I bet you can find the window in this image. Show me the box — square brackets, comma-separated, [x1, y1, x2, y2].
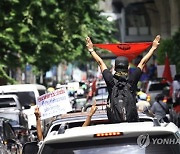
[5, 92, 36, 106]
[41, 134, 179, 154]
[3, 122, 16, 140]
[0, 98, 17, 108]
[149, 83, 169, 91]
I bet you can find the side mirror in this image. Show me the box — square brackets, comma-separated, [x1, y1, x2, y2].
[22, 141, 38, 154]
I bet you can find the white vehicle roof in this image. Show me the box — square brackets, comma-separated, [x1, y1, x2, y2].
[46, 111, 156, 138]
[44, 122, 179, 144]
[0, 84, 46, 93]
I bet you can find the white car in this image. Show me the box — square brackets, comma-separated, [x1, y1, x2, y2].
[0, 94, 30, 144]
[141, 80, 170, 104]
[0, 84, 47, 129]
[23, 121, 180, 154]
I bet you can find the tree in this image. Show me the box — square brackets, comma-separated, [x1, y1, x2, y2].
[157, 29, 180, 73]
[0, 0, 117, 83]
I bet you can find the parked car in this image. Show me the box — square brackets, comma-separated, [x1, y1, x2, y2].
[0, 94, 31, 144]
[22, 120, 180, 154]
[0, 84, 47, 130]
[0, 118, 22, 154]
[141, 80, 170, 104]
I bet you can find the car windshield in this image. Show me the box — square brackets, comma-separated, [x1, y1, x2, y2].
[41, 134, 180, 154]
[0, 98, 17, 108]
[5, 92, 36, 106]
[149, 83, 169, 91]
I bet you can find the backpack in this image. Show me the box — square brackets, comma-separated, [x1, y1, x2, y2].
[106, 78, 139, 123]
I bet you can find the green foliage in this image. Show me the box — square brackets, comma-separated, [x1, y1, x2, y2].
[172, 29, 180, 73]
[156, 39, 173, 64]
[0, 0, 117, 82]
[157, 29, 180, 73]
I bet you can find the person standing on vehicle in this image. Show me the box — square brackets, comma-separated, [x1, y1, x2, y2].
[86, 35, 160, 122]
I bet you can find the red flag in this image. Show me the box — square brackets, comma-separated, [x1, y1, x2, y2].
[162, 53, 173, 83]
[94, 42, 152, 61]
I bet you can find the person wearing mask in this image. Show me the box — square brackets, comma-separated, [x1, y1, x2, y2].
[85, 35, 160, 122]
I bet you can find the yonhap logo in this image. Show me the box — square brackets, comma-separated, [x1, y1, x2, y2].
[137, 134, 150, 148]
[137, 134, 180, 148]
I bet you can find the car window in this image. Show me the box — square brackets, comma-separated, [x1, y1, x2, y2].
[41, 134, 179, 154]
[38, 90, 46, 96]
[5, 92, 36, 106]
[0, 98, 17, 108]
[96, 87, 108, 95]
[3, 122, 16, 139]
[149, 83, 169, 91]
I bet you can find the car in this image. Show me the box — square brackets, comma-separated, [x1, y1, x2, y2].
[141, 80, 170, 104]
[71, 97, 87, 111]
[0, 94, 30, 144]
[0, 118, 22, 154]
[43, 109, 154, 138]
[93, 86, 108, 104]
[22, 120, 180, 154]
[0, 84, 47, 130]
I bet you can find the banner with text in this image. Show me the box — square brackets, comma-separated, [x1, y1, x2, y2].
[37, 89, 72, 120]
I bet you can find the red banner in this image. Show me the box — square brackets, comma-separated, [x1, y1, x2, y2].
[94, 42, 152, 61]
[162, 53, 173, 83]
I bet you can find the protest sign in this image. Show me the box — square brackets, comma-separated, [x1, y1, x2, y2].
[37, 88, 72, 120]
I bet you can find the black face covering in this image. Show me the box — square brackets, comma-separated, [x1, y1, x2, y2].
[114, 71, 128, 81]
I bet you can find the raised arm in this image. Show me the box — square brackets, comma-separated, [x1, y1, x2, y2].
[82, 100, 98, 127]
[86, 37, 107, 72]
[137, 35, 160, 71]
[34, 106, 43, 141]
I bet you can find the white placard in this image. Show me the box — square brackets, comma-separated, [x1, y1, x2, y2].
[37, 89, 72, 120]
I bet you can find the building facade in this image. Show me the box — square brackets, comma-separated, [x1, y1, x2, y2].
[99, 0, 180, 42]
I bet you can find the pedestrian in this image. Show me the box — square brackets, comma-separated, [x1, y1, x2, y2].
[136, 92, 150, 113]
[172, 74, 180, 104]
[86, 35, 160, 123]
[148, 93, 169, 123]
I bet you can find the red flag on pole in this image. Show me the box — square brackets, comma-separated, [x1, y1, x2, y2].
[94, 42, 152, 61]
[162, 53, 173, 83]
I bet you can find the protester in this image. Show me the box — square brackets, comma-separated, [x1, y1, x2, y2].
[86, 35, 160, 122]
[34, 107, 43, 141]
[34, 101, 98, 141]
[172, 74, 180, 104]
[136, 92, 150, 112]
[147, 93, 169, 123]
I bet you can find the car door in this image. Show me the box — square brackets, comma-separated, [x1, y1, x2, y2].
[3, 121, 22, 154]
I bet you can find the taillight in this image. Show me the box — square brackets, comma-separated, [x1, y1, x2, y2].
[163, 97, 167, 103]
[147, 94, 151, 102]
[94, 132, 123, 138]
